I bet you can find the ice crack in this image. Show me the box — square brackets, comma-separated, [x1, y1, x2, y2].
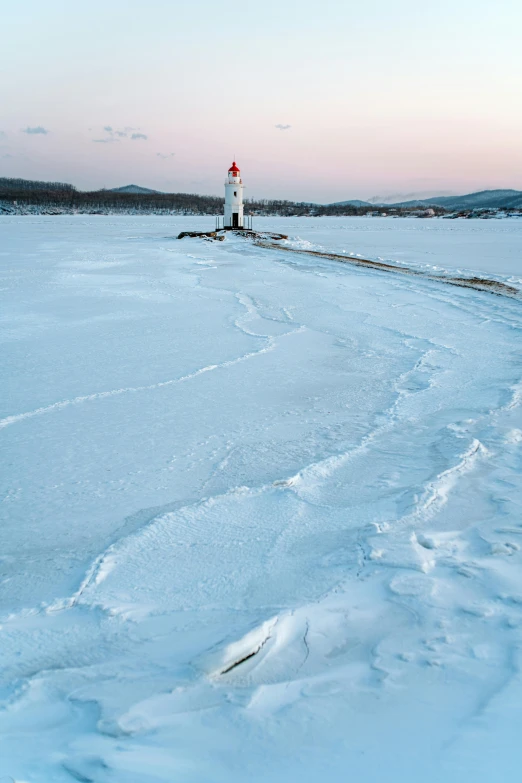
[0, 342, 278, 430]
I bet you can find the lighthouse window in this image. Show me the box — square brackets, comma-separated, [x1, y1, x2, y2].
[234, 191, 237, 196]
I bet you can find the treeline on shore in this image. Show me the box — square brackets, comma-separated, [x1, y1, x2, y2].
[0, 177, 445, 216]
[0, 188, 446, 216]
[2, 177, 521, 218]
[0, 185, 224, 214]
[0, 177, 76, 193]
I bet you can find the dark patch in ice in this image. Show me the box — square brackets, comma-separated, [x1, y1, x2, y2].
[220, 633, 272, 675]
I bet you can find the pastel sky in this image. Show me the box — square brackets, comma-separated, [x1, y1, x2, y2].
[1, 0, 521, 201]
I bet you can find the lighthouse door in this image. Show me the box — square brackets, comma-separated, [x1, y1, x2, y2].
[232, 212, 239, 228]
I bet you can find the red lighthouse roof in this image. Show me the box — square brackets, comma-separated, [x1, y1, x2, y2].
[228, 161, 240, 172]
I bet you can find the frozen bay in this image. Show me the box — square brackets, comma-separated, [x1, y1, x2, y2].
[1, 216, 522, 782]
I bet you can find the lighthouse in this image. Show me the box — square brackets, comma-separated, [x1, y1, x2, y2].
[224, 161, 244, 229]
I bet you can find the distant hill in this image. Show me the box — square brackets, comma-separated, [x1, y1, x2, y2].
[109, 184, 160, 194]
[392, 190, 522, 210]
[0, 177, 76, 193]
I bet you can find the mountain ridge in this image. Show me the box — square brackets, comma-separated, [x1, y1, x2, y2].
[392, 189, 522, 210]
[330, 189, 522, 210]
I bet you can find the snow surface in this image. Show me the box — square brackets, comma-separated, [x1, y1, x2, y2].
[1, 216, 522, 782]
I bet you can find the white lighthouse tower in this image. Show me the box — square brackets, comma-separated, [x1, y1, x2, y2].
[224, 161, 244, 228]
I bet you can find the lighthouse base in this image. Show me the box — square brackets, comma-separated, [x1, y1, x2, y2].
[221, 226, 254, 232]
[177, 228, 254, 240]
[177, 229, 288, 242]
[216, 215, 253, 231]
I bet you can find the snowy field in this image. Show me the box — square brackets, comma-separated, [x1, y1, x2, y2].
[1, 216, 522, 782]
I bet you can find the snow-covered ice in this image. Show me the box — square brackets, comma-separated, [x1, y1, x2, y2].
[1, 216, 522, 782]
